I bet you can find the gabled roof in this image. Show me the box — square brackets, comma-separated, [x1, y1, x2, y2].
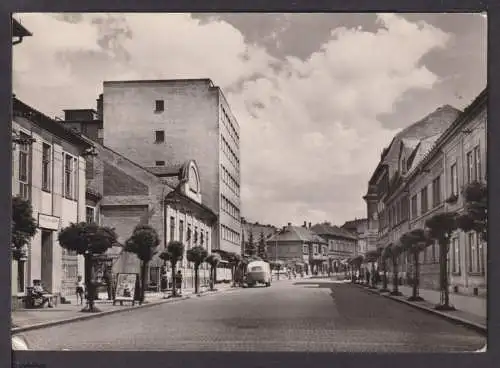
[311, 223, 357, 240]
[405, 133, 441, 177]
[267, 225, 327, 244]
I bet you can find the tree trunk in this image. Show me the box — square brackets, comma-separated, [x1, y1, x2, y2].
[171, 261, 177, 297]
[437, 242, 453, 310]
[84, 254, 98, 312]
[382, 260, 388, 290]
[140, 261, 148, 304]
[391, 258, 400, 295]
[210, 266, 215, 290]
[194, 264, 199, 294]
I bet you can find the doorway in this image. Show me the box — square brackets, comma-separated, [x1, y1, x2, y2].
[41, 230, 53, 292]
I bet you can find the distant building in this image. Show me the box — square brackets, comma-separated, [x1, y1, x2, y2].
[341, 218, 369, 256]
[267, 222, 327, 274]
[241, 219, 278, 257]
[311, 222, 357, 272]
[96, 79, 241, 255]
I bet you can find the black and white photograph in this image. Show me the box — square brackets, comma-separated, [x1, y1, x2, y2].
[10, 12, 487, 353]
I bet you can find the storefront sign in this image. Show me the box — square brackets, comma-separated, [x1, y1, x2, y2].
[114, 273, 138, 303]
[38, 214, 60, 230]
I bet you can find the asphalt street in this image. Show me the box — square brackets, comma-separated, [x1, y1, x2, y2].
[20, 279, 486, 352]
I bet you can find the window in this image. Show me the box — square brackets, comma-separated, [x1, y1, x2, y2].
[451, 237, 460, 274]
[206, 231, 209, 249]
[155, 161, 165, 166]
[313, 245, 318, 254]
[450, 164, 458, 196]
[432, 176, 441, 207]
[42, 143, 51, 191]
[169, 216, 175, 242]
[64, 154, 75, 199]
[411, 195, 418, 219]
[474, 146, 481, 181]
[86, 206, 95, 224]
[18, 132, 30, 200]
[155, 100, 164, 112]
[155, 130, 165, 143]
[179, 220, 184, 244]
[468, 232, 484, 274]
[420, 187, 428, 213]
[467, 151, 474, 183]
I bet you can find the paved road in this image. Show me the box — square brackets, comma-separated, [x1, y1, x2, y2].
[20, 279, 486, 352]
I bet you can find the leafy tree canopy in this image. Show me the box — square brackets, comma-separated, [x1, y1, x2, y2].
[124, 224, 160, 262]
[206, 253, 221, 267]
[12, 196, 37, 257]
[58, 222, 118, 256]
[187, 246, 208, 266]
[160, 241, 185, 263]
[425, 212, 457, 243]
[400, 228, 431, 253]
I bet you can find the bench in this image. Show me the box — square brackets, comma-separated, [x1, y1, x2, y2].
[25, 287, 57, 308]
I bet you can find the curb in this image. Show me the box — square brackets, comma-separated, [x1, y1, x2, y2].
[12, 287, 237, 334]
[354, 283, 487, 335]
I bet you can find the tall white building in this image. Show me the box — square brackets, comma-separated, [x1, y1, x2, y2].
[100, 79, 241, 254]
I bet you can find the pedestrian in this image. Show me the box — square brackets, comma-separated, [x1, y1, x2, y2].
[103, 267, 113, 300]
[33, 280, 54, 308]
[366, 269, 371, 285]
[75, 275, 85, 305]
[175, 270, 183, 295]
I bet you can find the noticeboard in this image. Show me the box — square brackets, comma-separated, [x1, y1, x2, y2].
[114, 273, 138, 303]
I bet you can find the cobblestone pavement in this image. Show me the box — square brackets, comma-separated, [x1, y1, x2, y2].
[19, 279, 486, 352]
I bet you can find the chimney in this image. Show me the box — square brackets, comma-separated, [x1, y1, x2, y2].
[308, 222, 311, 229]
[96, 93, 103, 120]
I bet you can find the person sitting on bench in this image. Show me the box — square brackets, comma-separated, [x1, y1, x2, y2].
[32, 280, 54, 308]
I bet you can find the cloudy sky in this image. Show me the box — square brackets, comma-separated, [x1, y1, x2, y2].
[12, 13, 487, 227]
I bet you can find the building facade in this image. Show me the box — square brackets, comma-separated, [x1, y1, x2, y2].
[364, 104, 462, 286]
[11, 98, 93, 306]
[100, 79, 241, 254]
[311, 222, 357, 272]
[87, 141, 217, 289]
[341, 218, 369, 256]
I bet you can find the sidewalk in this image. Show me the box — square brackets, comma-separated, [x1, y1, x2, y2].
[355, 283, 487, 333]
[12, 283, 235, 333]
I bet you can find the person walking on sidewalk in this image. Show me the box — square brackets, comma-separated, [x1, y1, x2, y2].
[75, 275, 85, 305]
[175, 270, 183, 295]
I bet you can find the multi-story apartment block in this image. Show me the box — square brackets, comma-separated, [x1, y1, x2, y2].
[100, 79, 241, 255]
[11, 98, 94, 307]
[341, 218, 369, 256]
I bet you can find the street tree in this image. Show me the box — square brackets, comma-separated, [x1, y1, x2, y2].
[227, 252, 243, 287]
[11, 196, 37, 261]
[206, 253, 221, 290]
[246, 231, 256, 257]
[58, 222, 118, 312]
[186, 246, 208, 294]
[386, 243, 403, 296]
[399, 229, 431, 301]
[457, 181, 487, 241]
[124, 224, 160, 304]
[425, 212, 458, 310]
[257, 231, 267, 260]
[159, 241, 185, 297]
[364, 249, 380, 288]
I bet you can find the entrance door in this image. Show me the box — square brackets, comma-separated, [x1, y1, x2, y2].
[41, 230, 53, 292]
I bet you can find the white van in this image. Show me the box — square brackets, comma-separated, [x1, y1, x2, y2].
[246, 260, 272, 287]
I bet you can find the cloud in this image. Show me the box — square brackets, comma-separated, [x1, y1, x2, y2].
[13, 13, 451, 227]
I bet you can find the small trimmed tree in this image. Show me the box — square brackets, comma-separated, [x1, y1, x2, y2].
[12, 196, 37, 261]
[159, 241, 185, 297]
[227, 252, 243, 287]
[186, 246, 208, 294]
[425, 212, 458, 310]
[400, 229, 431, 301]
[257, 231, 267, 260]
[58, 222, 118, 312]
[124, 224, 160, 304]
[457, 181, 487, 241]
[206, 253, 221, 290]
[364, 249, 379, 288]
[387, 243, 403, 296]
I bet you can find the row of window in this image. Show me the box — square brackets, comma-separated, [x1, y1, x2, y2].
[221, 107, 239, 145]
[328, 240, 355, 254]
[221, 165, 240, 196]
[169, 216, 209, 249]
[221, 224, 240, 245]
[221, 194, 240, 220]
[451, 231, 485, 275]
[16, 132, 79, 201]
[221, 135, 240, 170]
